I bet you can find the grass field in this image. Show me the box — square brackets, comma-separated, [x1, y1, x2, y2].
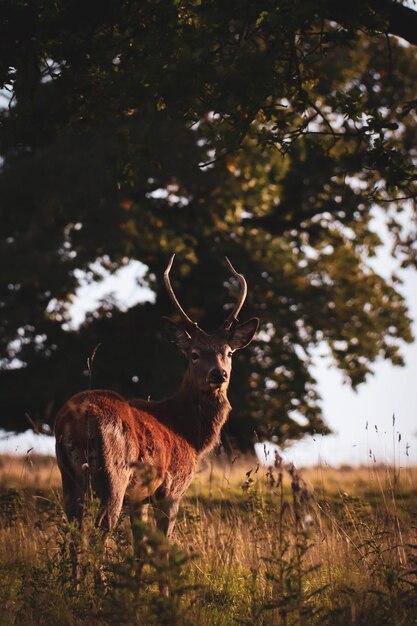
[0, 452, 416, 625]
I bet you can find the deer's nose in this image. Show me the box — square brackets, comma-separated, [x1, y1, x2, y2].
[208, 368, 228, 385]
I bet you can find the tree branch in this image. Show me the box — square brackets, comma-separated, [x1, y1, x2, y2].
[374, 0, 417, 46]
[328, 1, 417, 47]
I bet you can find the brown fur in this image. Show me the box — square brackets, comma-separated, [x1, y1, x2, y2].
[55, 260, 258, 585]
[55, 347, 233, 535]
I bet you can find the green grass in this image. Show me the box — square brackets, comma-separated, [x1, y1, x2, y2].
[0, 454, 416, 625]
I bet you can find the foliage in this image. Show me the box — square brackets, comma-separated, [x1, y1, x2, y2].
[0, 1, 416, 445]
[0, 454, 416, 625]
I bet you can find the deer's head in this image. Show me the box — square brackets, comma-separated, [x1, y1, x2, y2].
[163, 255, 259, 394]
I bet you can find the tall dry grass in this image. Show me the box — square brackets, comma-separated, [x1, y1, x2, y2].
[0, 451, 416, 625]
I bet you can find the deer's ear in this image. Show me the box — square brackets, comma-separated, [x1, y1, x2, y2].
[162, 318, 192, 352]
[228, 318, 259, 351]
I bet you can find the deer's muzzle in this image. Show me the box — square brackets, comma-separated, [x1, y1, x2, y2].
[208, 368, 228, 386]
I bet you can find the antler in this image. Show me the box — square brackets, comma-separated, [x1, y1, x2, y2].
[223, 257, 247, 331]
[165, 254, 247, 333]
[164, 254, 199, 332]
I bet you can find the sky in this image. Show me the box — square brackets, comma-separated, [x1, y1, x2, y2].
[0, 249, 416, 467]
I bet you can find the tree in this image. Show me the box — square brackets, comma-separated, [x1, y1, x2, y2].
[0, 1, 416, 449]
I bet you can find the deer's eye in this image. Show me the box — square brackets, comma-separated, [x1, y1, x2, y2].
[191, 351, 200, 361]
[227, 351, 233, 358]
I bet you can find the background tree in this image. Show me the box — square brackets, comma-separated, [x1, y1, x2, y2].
[0, 0, 416, 449]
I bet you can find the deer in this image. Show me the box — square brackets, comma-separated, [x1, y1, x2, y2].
[54, 255, 258, 583]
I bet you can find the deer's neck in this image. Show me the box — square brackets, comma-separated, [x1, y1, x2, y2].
[170, 377, 232, 458]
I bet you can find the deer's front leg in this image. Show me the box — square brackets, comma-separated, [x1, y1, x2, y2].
[128, 499, 151, 586]
[153, 497, 181, 596]
[154, 497, 180, 539]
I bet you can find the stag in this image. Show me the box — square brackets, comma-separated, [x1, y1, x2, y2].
[55, 255, 258, 579]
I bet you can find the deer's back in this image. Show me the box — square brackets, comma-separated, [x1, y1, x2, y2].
[54, 389, 197, 500]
